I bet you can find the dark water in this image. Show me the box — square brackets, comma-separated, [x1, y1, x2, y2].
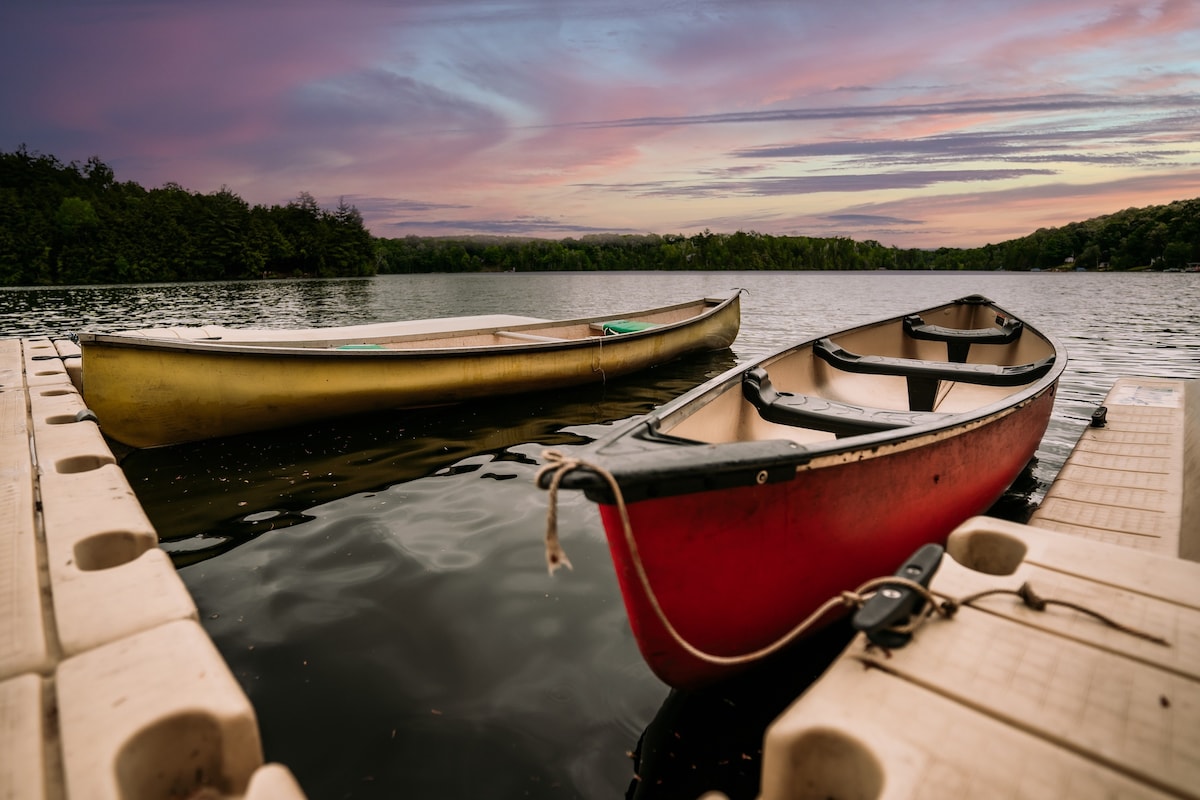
[5, 272, 1199, 799]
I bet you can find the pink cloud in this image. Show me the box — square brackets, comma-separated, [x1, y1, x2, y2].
[2, 0, 1196, 246]
[808, 169, 1200, 248]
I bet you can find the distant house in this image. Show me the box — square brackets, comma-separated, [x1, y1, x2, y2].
[1064, 256, 1075, 264]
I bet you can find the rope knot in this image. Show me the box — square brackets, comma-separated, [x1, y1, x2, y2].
[1016, 581, 1047, 611]
[839, 590, 866, 609]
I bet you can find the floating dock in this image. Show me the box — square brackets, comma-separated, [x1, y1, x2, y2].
[1, 337, 306, 800]
[5, 335, 1196, 799]
[757, 376, 1199, 799]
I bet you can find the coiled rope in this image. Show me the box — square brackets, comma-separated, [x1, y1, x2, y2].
[536, 450, 1168, 667]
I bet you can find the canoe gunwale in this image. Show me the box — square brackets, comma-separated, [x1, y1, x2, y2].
[76, 293, 741, 358]
[551, 298, 1065, 504]
[570, 387, 1056, 504]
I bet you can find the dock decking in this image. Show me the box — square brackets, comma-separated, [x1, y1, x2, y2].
[1, 337, 305, 800]
[1030, 377, 1198, 558]
[758, 377, 1199, 799]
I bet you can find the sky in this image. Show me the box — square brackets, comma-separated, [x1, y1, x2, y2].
[2, 0, 1199, 249]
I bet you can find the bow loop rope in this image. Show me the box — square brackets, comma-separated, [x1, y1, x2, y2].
[535, 449, 591, 575]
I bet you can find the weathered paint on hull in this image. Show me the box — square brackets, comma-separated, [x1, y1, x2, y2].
[81, 298, 739, 448]
[597, 385, 1056, 689]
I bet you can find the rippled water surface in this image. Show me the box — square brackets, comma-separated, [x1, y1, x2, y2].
[5, 272, 1198, 799]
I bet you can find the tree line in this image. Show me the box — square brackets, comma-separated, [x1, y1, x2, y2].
[922, 197, 1200, 272]
[374, 200, 1200, 274]
[2, 147, 1197, 286]
[374, 230, 929, 273]
[0, 147, 375, 285]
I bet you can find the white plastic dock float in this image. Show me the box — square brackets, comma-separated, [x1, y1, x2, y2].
[1, 338, 305, 800]
[756, 377, 1199, 800]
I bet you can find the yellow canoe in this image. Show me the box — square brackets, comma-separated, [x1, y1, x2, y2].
[77, 292, 741, 448]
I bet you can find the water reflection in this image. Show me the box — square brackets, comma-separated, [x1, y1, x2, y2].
[184, 433, 669, 799]
[628, 620, 856, 799]
[0, 278, 386, 336]
[123, 350, 738, 566]
[6, 271, 1200, 800]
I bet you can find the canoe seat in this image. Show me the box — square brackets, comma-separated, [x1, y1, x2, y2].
[590, 320, 660, 335]
[903, 314, 1023, 362]
[742, 367, 946, 438]
[813, 338, 1056, 412]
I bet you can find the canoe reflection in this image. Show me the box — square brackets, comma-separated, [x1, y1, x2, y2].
[121, 349, 737, 567]
[627, 620, 855, 800]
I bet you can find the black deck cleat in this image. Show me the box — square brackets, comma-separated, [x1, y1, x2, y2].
[852, 543, 944, 649]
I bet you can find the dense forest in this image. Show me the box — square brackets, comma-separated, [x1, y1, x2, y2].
[2, 147, 1197, 286]
[0, 147, 375, 285]
[374, 199, 1200, 274]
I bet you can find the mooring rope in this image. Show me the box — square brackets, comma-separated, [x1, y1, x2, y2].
[536, 450, 1169, 667]
[536, 449, 577, 574]
[952, 583, 1170, 646]
[536, 450, 945, 666]
[591, 328, 606, 383]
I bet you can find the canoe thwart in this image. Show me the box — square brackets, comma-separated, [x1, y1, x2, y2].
[903, 313, 1023, 362]
[814, 338, 1056, 411]
[851, 543, 945, 648]
[742, 367, 946, 437]
[494, 330, 566, 343]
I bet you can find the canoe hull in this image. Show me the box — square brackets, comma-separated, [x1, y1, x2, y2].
[599, 385, 1055, 688]
[80, 294, 740, 448]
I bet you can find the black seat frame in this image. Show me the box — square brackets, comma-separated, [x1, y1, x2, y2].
[812, 338, 1055, 412]
[742, 367, 946, 438]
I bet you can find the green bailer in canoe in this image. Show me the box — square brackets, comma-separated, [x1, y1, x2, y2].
[76, 292, 741, 448]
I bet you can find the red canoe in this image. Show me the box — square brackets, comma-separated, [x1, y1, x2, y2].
[538, 295, 1064, 688]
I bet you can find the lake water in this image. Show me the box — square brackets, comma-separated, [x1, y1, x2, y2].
[5, 271, 1198, 799]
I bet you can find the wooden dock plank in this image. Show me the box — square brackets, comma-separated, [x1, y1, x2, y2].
[761, 378, 1200, 800]
[763, 652, 1179, 800]
[762, 519, 1200, 799]
[1030, 378, 1190, 557]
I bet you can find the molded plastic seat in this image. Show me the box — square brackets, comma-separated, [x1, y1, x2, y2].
[903, 313, 1023, 362]
[742, 368, 946, 438]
